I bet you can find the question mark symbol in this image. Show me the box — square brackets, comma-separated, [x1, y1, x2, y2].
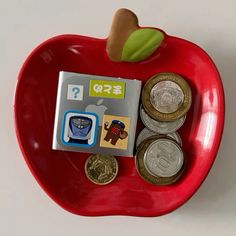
[72, 87, 80, 98]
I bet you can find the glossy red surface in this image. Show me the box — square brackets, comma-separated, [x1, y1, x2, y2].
[14, 32, 224, 216]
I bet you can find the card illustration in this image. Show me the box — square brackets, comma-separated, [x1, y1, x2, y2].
[100, 115, 130, 150]
[62, 111, 98, 147]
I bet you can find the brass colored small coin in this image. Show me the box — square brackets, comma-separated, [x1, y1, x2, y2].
[142, 73, 192, 121]
[85, 154, 118, 185]
[135, 136, 185, 185]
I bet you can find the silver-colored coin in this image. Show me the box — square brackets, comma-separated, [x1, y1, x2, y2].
[140, 105, 186, 134]
[143, 138, 184, 178]
[150, 81, 184, 114]
[168, 132, 182, 146]
[136, 128, 157, 148]
[136, 127, 182, 148]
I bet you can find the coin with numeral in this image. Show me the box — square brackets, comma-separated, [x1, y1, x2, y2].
[135, 136, 185, 185]
[142, 73, 192, 121]
[143, 138, 184, 178]
[85, 154, 118, 185]
[140, 105, 186, 134]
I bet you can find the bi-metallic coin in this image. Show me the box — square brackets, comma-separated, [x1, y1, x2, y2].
[135, 136, 185, 185]
[142, 72, 192, 121]
[143, 138, 184, 178]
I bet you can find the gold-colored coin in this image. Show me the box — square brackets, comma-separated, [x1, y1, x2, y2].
[135, 136, 185, 185]
[142, 72, 192, 121]
[85, 154, 118, 185]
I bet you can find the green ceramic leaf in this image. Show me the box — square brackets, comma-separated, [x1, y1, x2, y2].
[121, 28, 164, 62]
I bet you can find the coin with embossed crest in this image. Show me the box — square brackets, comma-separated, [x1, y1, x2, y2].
[135, 136, 185, 185]
[140, 105, 186, 134]
[143, 138, 184, 178]
[85, 154, 118, 185]
[142, 73, 192, 121]
[136, 127, 182, 148]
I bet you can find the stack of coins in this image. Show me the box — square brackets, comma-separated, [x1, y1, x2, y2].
[136, 72, 192, 185]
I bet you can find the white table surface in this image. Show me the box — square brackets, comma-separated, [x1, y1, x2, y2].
[1, 0, 235, 235]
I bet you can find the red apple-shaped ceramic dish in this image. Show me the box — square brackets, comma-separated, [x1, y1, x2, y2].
[14, 9, 224, 216]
